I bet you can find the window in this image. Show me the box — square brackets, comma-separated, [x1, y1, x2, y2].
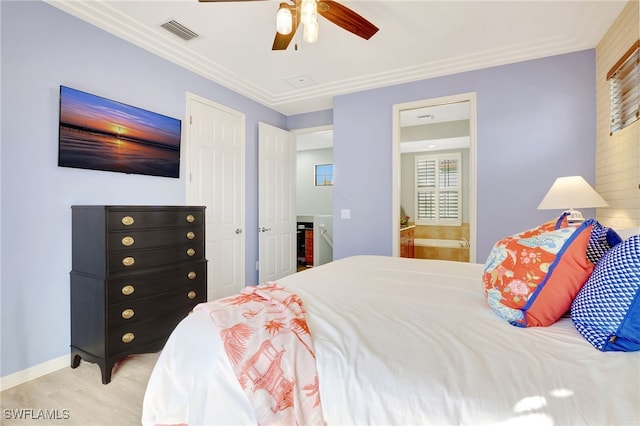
[608, 40, 640, 134]
[315, 164, 333, 186]
[415, 153, 461, 226]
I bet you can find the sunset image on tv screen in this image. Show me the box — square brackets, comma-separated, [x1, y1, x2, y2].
[58, 86, 182, 178]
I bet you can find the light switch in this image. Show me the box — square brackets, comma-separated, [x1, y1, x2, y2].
[341, 209, 351, 219]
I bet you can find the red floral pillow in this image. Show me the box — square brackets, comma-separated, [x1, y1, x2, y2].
[483, 217, 595, 327]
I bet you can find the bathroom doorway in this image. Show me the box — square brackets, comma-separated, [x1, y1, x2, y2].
[392, 93, 477, 263]
[295, 126, 334, 270]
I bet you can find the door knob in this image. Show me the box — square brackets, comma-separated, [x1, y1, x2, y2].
[235, 228, 243, 234]
[259, 227, 272, 232]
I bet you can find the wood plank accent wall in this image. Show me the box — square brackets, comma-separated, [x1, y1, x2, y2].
[596, 0, 640, 229]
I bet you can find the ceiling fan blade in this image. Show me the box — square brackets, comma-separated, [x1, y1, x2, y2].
[272, 24, 299, 50]
[318, 0, 378, 40]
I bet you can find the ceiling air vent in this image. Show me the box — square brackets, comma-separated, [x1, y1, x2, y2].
[161, 20, 199, 41]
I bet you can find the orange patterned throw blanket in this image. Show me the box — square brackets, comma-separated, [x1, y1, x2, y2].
[194, 283, 323, 426]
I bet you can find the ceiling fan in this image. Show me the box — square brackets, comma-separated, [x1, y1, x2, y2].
[197, 0, 379, 50]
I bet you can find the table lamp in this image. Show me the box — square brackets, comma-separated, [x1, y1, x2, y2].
[537, 176, 609, 224]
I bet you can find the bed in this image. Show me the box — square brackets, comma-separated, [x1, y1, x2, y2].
[142, 252, 640, 425]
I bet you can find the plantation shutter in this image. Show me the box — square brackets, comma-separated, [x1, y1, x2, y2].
[608, 40, 640, 134]
[416, 158, 436, 220]
[415, 153, 461, 225]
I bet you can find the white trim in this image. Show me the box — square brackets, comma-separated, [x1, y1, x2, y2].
[44, 1, 602, 115]
[469, 94, 478, 263]
[290, 124, 333, 134]
[392, 92, 477, 263]
[1, 355, 68, 391]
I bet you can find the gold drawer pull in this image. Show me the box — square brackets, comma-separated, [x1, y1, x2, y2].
[187, 271, 197, 280]
[186, 248, 196, 257]
[188, 291, 197, 300]
[121, 309, 135, 320]
[121, 285, 135, 296]
[186, 214, 195, 223]
[121, 236, 135, 247]
[121, 332, 135, 344]
[121, 216, 134, 226]
[186, 231, 195, 240]
[122, 257, 135, 267]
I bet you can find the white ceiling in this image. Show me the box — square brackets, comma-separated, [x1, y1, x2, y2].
[296, 128, 334, 150]
[400, 101, 471, 152]
[46, 0, 627, 116]
[400, 101, 470, 127]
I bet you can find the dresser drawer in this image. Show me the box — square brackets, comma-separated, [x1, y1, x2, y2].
[107, 309, 191, 356]
[108, 227, 204, 251]
[108, 242, 204, 274]
[107, 260, 206, 303]
[107, 208, 204, 231]
[108, 282, 206, 328]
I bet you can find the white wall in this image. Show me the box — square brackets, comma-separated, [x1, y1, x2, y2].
[332, 50, 598, 261]
[296, 148, 333, 215]
[0, 1, 286, 380]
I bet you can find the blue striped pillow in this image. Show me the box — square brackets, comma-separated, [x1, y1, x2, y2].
[571, 235, 640, 351]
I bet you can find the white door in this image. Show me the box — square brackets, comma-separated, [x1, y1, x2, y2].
[258, 122, 296, 283]
[186, 93, 245, 300]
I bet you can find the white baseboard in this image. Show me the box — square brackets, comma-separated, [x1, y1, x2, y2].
[1, 355, 68, 391]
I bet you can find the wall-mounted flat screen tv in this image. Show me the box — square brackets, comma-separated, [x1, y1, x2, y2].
[58, 86, 181, 178]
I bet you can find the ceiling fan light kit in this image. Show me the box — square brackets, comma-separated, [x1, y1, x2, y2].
[277, 0, 318, 43]
[199, 0, 378, 51]
[303, 18, 319, 43]
[300, 0, 318, 26]
[276, 4, 293, 35]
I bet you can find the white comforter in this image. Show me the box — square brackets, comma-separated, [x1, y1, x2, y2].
[142, 255, 640, 425]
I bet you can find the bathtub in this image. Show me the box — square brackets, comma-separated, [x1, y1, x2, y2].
[414, 238, 469, 248]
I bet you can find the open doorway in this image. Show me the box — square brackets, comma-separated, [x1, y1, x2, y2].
[294, 126, 334, 271]
[392, 93, 477, 263]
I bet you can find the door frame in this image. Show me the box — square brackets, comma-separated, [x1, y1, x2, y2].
[391, 92, 478, 262]
[184, 91, 246, 299]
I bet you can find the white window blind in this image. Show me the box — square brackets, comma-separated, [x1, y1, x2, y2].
[609, 40, 640, 134]
[415, 153, 461, 226]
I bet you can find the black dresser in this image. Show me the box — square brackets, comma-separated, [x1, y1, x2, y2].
[70, 205, 207, 384]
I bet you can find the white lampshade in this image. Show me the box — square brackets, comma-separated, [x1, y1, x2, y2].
[276, 4, 293, 35]
[303, 19, 318, 43]
[300, 0, 318, 27]
[537, 176, 608, 222]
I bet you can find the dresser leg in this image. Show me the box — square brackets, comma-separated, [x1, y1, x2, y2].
[70, 353, 81, 369]
[100, 364, 112, 385]
[70, 348, 112, 384]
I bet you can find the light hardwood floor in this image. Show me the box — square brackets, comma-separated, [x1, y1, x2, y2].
[1, 353, 159, 426]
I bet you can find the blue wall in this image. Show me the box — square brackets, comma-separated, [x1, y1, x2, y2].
[0, 1, 286, 377]
[331, 52, 596, 260]
[1, 0, 596, 377]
